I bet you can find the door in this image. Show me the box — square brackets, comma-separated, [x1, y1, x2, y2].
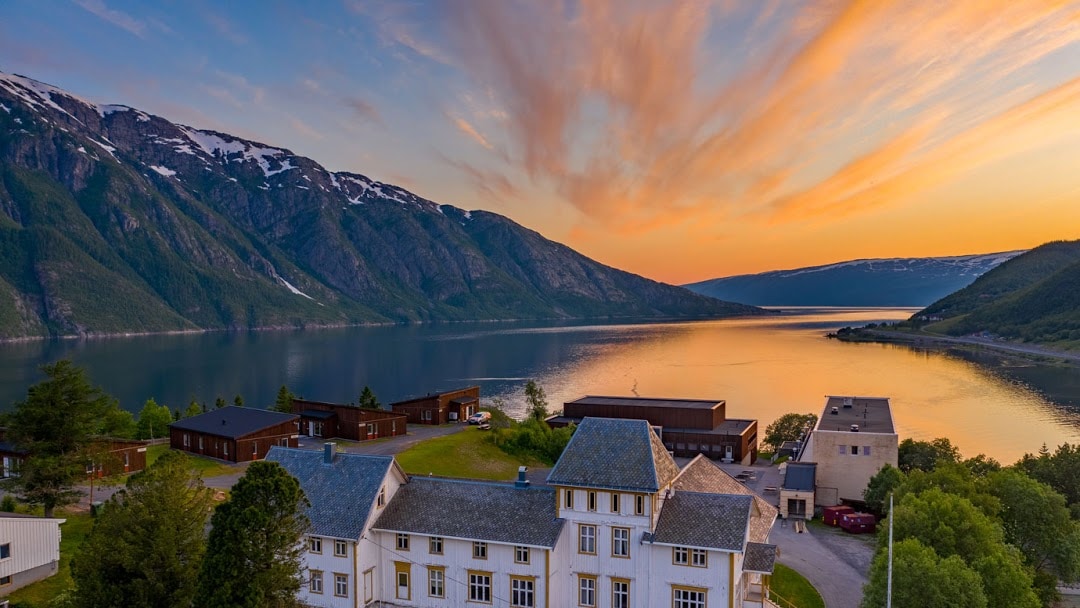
[725, 445, 733, 461]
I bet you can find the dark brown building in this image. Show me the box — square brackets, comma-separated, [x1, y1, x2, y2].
[547, 396, 759, 464]
[169, 407, 299, 463]
[292, 399, 407, 441]
[390, 386, 480, 425]
[0, 430, 148, 478]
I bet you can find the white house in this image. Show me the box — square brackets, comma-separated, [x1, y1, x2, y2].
[0, 512, 66, 595]
[269, 417, 779, 608]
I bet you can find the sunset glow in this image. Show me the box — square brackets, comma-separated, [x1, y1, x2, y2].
[3, 1, 1079, 283]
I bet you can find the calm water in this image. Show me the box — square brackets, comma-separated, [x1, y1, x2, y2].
[1, 309, 1078, 464]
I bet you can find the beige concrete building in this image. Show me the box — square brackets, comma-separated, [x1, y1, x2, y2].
[796, 396, 898, 506]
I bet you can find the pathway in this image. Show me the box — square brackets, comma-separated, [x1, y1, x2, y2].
[770, 521, 868, 608]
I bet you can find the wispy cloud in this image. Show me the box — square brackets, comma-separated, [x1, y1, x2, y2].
[446, 111, 493, 149]
[203, 11, 247, 46]
[73, 0, 146, 38]
[342, 95, 383, 125]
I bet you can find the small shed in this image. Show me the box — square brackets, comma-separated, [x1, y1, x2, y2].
[839, 512, 876, 534]
[822, 505, 855, 527]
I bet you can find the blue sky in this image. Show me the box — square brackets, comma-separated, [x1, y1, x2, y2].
[3, 1, 1080, 282]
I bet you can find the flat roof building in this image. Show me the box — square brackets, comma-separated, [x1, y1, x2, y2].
[169, 407, 299, 463]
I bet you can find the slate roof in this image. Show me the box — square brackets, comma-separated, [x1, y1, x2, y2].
[169, 406, 298, 439]
[373, 477, 565, 548]
[649, 491, 752, 552]
[744, 542, 778, 574]
[547, 417, 680, 492]
[783, 462, 817, 492]
[674, 455, 778, 544]
[265, 446, 394, 539]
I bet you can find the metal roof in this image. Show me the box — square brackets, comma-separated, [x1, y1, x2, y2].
[168, 406, 298, 439]
[783, 462, 817, 492]
[567, 396, 724, 410]
[649, 491, 752, 552]
[547, 417, 680, 492]
[298, 409, 337, 420]
[266, 446, 394, 540]
[372, 477, 565, 548]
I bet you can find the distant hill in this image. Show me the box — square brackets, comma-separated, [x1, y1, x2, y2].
[683, 252, 1023, 307]
[0, 71, 761, 339]
[916, 240, 1080, 346]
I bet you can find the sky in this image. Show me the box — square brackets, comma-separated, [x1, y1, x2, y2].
[3, 1, 1080, 284]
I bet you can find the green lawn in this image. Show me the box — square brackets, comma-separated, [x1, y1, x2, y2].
[395, 427, 540, 481]
[770, 563, 826, 608]
[146, 444, 239, 478]
[7, 510, 94, 607]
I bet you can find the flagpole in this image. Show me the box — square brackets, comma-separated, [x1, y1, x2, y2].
[887, 493, 893, 608]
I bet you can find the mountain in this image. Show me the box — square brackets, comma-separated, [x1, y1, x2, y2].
[683, 252, 1024, 307]
[0, 72, 761, 339]
[914, 240, 1080, 345]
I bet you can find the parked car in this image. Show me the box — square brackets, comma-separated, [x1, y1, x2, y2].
[467, 411, 491, 425]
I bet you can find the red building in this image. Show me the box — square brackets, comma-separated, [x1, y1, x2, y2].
[292, 399, 407, 441]
[390, 386, 480, 425]
[168, 407, 299, 463]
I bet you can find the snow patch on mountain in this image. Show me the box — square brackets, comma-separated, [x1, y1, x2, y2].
[0, 102, 9, 113]
[762, 251, 1027, 279]
[150, 165, 177, 177]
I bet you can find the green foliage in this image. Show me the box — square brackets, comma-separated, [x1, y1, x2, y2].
[214, 397, 226, 409]
[962, 454, 1003, 477]
[233, 394, 244, 407]
[136, 399, 173, 440]
[5, 361, 122, 517]
[1017, 443, 1080, 512]
[99, 407, 137, 439]
[396, 428, 537, 480]
[897, 437, 960, 472]
[863, 464, 904, 515]
[769, 564, 824, 608]
[184, 400, 203, 418]
[763, 412, 818, 451]
[861, 538, 987, 608]
[487, 418, 575, 465]
[897, 463, 1001, 517]
[194, 461, 309, 608]
[358, 386, 381, 410]
[70, 451, 213, 608]
[272, 386, 296, 413]
[483, 399, 514, 429]
[0, 494, 16, 512]
[523, 380, 549, 422]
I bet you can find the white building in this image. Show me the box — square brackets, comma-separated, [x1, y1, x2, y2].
[0, 512, 66, 595]
[269, 417, 779, 608]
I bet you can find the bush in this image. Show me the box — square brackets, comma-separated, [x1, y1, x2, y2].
[487, 418, 575, 465]
[1, 494, 17, 512]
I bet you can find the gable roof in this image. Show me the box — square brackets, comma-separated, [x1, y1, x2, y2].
[783, 462, 817, 492]
[649, 491, 752, 552]
[168, 406, 298, 439]
[744, 542, 778, 574]
[266, 446, 395, 539]
[674, 455, 777, 544]
[372, 477, 565, 548]
[546, 417, 680, 492]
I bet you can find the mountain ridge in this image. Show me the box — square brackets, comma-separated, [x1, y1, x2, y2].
[0, 71, 762, 339]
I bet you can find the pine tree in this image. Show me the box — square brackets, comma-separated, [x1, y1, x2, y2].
[233, 394, 244, 407]
[273, 385, 296, 414]
[358, 386, 381, 410]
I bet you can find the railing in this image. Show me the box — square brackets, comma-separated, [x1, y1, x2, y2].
[768, 589, 801, 608]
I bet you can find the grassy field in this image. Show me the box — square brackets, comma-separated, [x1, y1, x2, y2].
[146, 444, 238, 478]
[7, 509, 94, 607]
[395, 427, 541, 481]
[770, 563, 826, 608]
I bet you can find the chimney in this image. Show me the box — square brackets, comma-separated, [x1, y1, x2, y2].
[323, 442, 336, 464]
[515, 466, 529, 489]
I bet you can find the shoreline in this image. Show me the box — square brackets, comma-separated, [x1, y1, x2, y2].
[829, 327, 1080, 367]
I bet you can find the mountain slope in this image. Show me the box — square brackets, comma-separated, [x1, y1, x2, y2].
[0, 72, 760, 339]
[683, 252, 1023, 307]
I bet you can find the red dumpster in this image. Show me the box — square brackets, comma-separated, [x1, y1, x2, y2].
[823, 505, 855, 527]
[839, 512, 876, 534]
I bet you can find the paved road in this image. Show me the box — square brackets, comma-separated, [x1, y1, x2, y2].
[869, 330, 1080, 363]
[771, 521, 868, 608]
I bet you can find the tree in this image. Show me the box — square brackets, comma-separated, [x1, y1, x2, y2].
[962, 454, 1002, 477]
[863, 464, 903, 515]
[1017, 443, 1080, 513]
[100, 407, 137, 439]
[897, 437, 961, 472]
[861, 538, 987, 608]
[5, 360, 119, 517]
[71, 451, 213, 608]
[272, 385, 296, 414]
[524, 380, 549, 422]
[136, 399, 173, 440]
[897, 463, 1001, 517]
[233, 394, 244, 407]
[184, 400, 203, 418]
[194, 461, 309, 608]
[358, 386, 381, 410]
[214, 397, 226, 409]
[762, 412, 817, 452]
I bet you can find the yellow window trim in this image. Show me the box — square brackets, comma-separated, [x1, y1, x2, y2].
[578, 573, 598, 608]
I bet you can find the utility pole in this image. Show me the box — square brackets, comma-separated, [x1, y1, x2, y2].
[887, 492, 894, 608]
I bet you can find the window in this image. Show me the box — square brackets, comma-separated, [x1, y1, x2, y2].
[430, 536, 444, 554]
[863, 445, 872, 456]
[313, 421, 324, 436]
[309, 536, 322, 553]
[578, 575, 596, 607]
[183, 433, 190, 447]
[309, 570, 323, 594]
[612, 527, 630, 557]
[422, 409, 432, 421]
[0, 575, 9, 587]
[579, 524, 596, 554]
[850, 445, 859, 455]
[837, 445, 846, 456]
[691, 549, 707, 567]
[511, 577, 535, 607]
[396, 533, 410, 551]
[428, 567, 445, 598]
[364, 569, 374, 603]
[395, 562, 411, 600]
[565, 489, 574, 509]
[123, 451, 130, 467]
[587, 491, 597, 511]
[0, 543, 9, 559]
[673, 587, 706, 608]
[377, 486, 386, 507]
[252, 442, 258, 458]
[223, 442, 229, 458]
[469, 571, 492, 603]
[473, 541, 488, 559]
[334, 573, 349, 597]
[515, 546, 530, 564]
[198, 436, 203, 450]
[367, 423, 375, 435]
[334, 539, 347, 557]
[635, 494, 646, 516]
[673, 546, 688, 565]
[612, 580, 629, 608]
[611, 492, 620, 513]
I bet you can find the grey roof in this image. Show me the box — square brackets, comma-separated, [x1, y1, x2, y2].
[449, 396, 478, 405]
[744, 542, 778, 574]
[818, 396, 895, 434]
[567, 396, 723, 410]
[649, 491, 752, 552]
[373, 477, 565, 548]
[675, 455, 777, 544]
[169, 406, 298, 439]
[783, 462, 817, 491]
[547, 417, 680, 492]
[266, 447, 394, 539]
